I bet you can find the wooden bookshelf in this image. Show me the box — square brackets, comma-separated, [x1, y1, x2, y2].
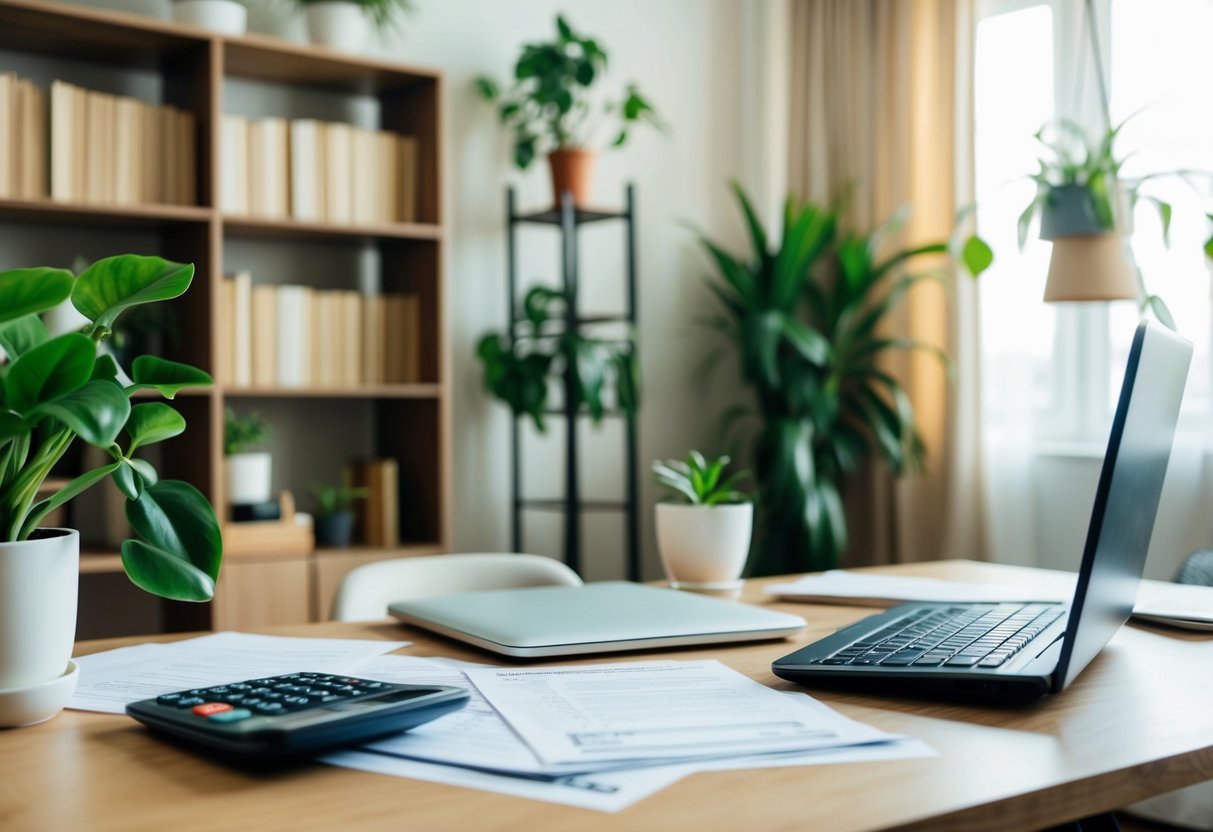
[0, 0, 451, 634]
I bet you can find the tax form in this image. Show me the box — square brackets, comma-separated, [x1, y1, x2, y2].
[463, 660, 893, 765]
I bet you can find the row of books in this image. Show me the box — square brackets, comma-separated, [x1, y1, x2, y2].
[347, 459, 400, 547]
[220, 115, 419, 224]
[40, 78, 196, 205]
[219, 274, 423, 388]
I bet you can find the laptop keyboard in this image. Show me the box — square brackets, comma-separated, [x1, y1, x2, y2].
[811, 604, 1066, 669]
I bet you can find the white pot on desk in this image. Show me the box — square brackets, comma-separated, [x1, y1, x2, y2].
[656, 502, 753, 591]
[0, 529, 80, 727]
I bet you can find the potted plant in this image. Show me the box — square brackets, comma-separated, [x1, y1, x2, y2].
[475, 15, 664, 208]
[224, 407, 273, 506]
[652, 451, 751, 590]
[170, 0, 248, 35]
[476, 286, 639, 432]
[696, 184, 991, 576]
[307, 481, 368, 547]
[290, 0, 413, 52]
[1019, 116, 1213, 316]
[0, 254, 221, 726]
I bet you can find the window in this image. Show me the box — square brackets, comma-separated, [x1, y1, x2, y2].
[975, 0, 1213, 447]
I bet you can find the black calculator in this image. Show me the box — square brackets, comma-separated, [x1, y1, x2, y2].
[126, 672, 469, 758]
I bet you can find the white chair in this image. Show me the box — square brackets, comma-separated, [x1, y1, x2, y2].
[331, 553, 583, 622]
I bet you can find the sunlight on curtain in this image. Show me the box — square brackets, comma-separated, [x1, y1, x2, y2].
[974, 4, 1054, 567]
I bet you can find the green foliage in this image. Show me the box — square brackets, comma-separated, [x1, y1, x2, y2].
[698, 183, 978, 575]
[0, 254, 220, 602]
[292, 0, 414, 33]
[308, 481, 369, 517]
[652, 451, 748, 506]
[474, 15, 664, 168]
[475, 286, 639, 432]
[224, 407, 272, 456]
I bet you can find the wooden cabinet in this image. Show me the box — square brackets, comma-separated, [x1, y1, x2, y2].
[0, 0, 450, 635]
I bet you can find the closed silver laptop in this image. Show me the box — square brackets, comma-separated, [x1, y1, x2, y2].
[389, 582, 805, 658]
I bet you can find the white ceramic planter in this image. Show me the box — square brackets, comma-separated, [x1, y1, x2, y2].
[171, 0, 248, 36]
[226, 451, 272, 504]
[306, 2, 371, 52]
[655, 502, 753, 590]
[0, 529, 80, 726]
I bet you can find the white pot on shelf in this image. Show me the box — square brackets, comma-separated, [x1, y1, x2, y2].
[306, 1, 371, 52]
[0, 529, 81, 727]
[226, 451, 273, 505]
[171, 0, 248, 36]
[655, 502, 753, 591]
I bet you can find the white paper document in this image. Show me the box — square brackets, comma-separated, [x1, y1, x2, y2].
[70, 631, 409, 713]
[463, 660, 895, 766]
[1132, 583, 1213, 630]
[766, 571, 1074, 606]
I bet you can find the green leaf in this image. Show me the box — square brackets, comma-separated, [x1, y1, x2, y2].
[556, 14, 574, 42]
[91, 353, 119, 381]
[113, 462, 143, 501]
[514, 135, 537, 170]
[780, 318, 830, 366]
[1018, 195, 1040, 250]
[128, 457, 159, 486]
[1145, 197, 1173, 246]
[1144, 294, 1177, 331]
[730, 181, 768, 265]
[4, 333, 95, 413]
[961, 235, 994, 277]
[28, 380, 131, 447]
[71, 255, 193, 332]
[126, 402, 186, 451]
[474, 75, 499, 101]
[700, 237, 756, 308]
[122, 479, 222, 602]
[1206, 232, 1213, 262]
[0, 314, 49, 360]
[0, 267, 74, 326]
[128, 356, 212, 399]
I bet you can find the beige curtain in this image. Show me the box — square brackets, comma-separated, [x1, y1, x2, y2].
[788, 0, 984, 565]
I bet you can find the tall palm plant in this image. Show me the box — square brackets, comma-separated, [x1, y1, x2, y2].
[698, 184, 989, 574]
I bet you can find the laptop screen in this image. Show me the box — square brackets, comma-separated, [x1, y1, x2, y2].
[1053, 321, 1192, 692]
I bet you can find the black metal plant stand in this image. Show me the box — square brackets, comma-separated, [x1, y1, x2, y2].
[506, 184, 640, 581]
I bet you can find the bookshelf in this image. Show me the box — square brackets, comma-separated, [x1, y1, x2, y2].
[0, 0, 449, 635]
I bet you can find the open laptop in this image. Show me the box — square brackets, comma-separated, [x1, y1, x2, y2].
[773, 321, 1192, 702]
[389, 581, 805, 658]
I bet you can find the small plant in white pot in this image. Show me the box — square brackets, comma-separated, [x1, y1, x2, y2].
[292, 0, 413, 52]
[653, 452, 751, 593]
[308, 481, 368, 548]
[170, 0, 248, 36]
[224, 408, 273, 507]
[0, 255, 222, 727]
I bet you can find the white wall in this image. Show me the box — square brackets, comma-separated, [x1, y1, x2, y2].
[60, 0, 759, 580]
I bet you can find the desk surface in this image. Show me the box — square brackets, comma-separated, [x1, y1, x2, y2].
[4, 560, 1212, 832]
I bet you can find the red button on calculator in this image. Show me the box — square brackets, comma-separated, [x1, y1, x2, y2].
[192, 703, 233, 717]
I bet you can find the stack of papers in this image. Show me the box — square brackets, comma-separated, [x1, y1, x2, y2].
[322, 655, 932, 812]
[765, 570, 1073, 606]
[71, 634, 930, 812]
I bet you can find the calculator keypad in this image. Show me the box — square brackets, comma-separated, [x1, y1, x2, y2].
[156, 673, 392, 716]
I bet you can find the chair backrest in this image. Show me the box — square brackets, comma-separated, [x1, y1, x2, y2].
[1175, 550, 1213, 586]
[331, 553, 583, 622]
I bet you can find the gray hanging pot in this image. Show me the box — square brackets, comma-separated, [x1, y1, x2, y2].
[1040, 184, 1111, 239]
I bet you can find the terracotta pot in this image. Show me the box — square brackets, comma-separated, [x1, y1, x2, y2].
[547, 148, 597, 209]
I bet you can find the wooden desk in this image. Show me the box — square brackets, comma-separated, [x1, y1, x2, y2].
[4, 560, 1212, 831]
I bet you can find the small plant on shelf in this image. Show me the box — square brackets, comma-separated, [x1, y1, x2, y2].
[224, 407, 272, 456]
[652, 452, 748, 506]
[475, 285, 640, 432]
[291, 0, 415, 51]
[0, 254, 221, 601]
[308, 480, 369, 547]
[474, 14, 664, 205]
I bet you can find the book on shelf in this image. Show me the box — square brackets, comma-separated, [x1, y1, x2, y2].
[43, 78, 194, 206]
[348, 458, 400, 547]
[220, 114, 250, 214]
[249, 117, 289, 219]
[1, 73, 47, 200]
[221, 276, 420, 388]
[289, 119, 322, 222]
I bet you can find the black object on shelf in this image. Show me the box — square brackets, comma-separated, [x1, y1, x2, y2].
[506, 184, 640, 581]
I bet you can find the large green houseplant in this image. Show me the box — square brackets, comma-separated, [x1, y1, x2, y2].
[475, 14, 663, 206]
[1, 254, 221, 595]
[0, 254, 221, 722]
[698, 185, 990, 575]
